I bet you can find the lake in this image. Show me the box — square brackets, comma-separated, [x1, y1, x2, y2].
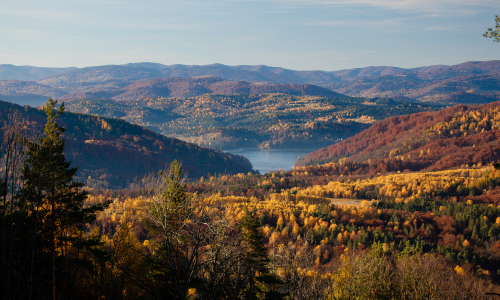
[224, 148, 318, 174]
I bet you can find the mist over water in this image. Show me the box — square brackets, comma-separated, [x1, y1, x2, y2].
[225, 148, 318, 174]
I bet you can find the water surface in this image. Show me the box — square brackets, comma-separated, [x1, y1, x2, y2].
[225, 148, 318, 174]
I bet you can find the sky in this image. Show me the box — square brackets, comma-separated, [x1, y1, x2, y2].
[0, 0, 499, 71]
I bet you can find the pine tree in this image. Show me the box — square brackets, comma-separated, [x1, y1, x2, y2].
[20, 98, 108, 300]
[239, 208, 282, 300]
[484, 15, 500, 43]
[144, 160, 194, 300]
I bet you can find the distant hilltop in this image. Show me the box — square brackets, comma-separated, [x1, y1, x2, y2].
[2, 60, 500, 83]
[0, 60, 499, 106]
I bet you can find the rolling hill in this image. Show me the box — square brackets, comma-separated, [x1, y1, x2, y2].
[1, 60, 499, 106]
[0, 64, 75, 81]
[324, 74, 500, 104]
[295, 101, 500, 176]
[59, 76, 344, 100]
[0, 100, 253, 189]
[0, 76, 344, 106]
[63, 95, 441, 150]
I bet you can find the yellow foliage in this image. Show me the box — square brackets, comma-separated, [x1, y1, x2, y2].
[455, 265, 465, 276]
[292, 222, 300, 235]
[187, 288, 198, 299]
[281, 227, 289, 237]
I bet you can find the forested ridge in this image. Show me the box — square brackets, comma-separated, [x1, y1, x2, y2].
[297, 101, 500, 172]
[64, 95, 440, 149]
[0, 100, 253, 189]
[2, 60, 500, 107]
[323, 73, 500, 104]
[58, 76, 345, 100]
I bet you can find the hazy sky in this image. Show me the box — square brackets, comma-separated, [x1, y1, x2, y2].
[1, 0, 499, 70]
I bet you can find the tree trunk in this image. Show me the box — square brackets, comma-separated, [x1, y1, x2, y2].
[51, 188, 56, 300]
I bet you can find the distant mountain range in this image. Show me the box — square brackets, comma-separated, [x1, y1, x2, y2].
[0, 64, 76, 81]
[0, 60, 499, 106]
[3, 61, 499, 83]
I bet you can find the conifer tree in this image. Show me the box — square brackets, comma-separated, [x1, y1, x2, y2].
[484, 15, 500, 43]
[144, 160, 194, 300]
[20, 97, 108, 300]
[239, 208, 282, 300]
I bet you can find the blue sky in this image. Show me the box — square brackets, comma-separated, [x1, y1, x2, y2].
[0, 0, 499, 70]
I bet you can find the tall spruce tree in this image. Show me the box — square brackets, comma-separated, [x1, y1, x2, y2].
[240, 208, 282, 300]
[21, 98, 108, 300]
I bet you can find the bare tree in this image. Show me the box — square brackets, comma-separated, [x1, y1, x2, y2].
[0, 110, 29, 300]
[269, 230, 330, 300]
[142, 161, 255, 300]
[195, 199, 247, 299]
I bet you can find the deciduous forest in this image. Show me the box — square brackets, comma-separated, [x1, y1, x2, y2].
[63, 95, 439, 149]
[2, 2, 500, 300]
[3, 98, 500, 299]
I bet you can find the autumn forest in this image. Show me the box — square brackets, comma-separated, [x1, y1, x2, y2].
[2, 61, 500, 299]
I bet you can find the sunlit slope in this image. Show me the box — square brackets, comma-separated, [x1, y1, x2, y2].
[65, 95, 440, 149]
[297, 102, 500, 174]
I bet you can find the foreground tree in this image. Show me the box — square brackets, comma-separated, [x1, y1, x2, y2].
[0, 111, 29, 300]
[144, 162, 264, 299]
[20, 98, 108, 299]
[239, 208, 282, 299]
[484, 15, 500, 42]
[144, 160, 198, 299]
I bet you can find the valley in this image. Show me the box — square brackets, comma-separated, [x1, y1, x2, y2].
[63, 94, 440, 150]
[0, 100, 253, 189]
[3, 1, 500, 297]
[2, 62, 500, 299]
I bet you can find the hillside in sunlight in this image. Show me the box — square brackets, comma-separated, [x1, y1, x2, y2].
[64, 95, 441, 149]
[296, 101, 500, 175]
[0, 100, 253, 189]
